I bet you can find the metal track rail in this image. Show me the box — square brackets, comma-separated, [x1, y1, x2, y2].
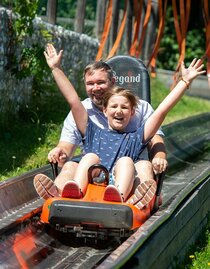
[0, 113, 210, 269]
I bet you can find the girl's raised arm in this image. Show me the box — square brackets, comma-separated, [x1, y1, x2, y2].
[44, 44, 87, 136]
[144, 59, 206, 142]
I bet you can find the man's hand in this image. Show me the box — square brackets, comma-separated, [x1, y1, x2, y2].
[48, 142, 78, 167]
[147, 134, 168, 174]
[48, 147, 67, 164]
[152, 157, 168, 175]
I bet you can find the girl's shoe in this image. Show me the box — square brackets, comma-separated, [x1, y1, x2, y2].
[103, 185, 123, 202]
[33, 174, 59, 200]
[126, 179, 157, 210]
[62, 181, 83, 199]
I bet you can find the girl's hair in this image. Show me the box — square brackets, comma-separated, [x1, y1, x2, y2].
[103, 86, 139, 109]
[83, 60, 113, 81]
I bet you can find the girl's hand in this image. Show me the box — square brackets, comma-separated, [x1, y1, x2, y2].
[44, 44, 63, 70]
[181, 59, 206, 85]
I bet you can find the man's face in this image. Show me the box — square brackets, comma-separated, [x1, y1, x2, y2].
[85, 69, 114, 110]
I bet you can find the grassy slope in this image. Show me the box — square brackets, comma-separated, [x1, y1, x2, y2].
[151, 78, 210, 125]
[1, 77, 210, 180]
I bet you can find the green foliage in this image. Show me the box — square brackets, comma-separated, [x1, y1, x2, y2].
[16, 43, 53, 100]
[1, 0, 56, 120]
[37, 0, 47, 16]
[12, 0, 39, 38]
[157, 6, 206, 70]
[185, 29, 206, 67]
[1, 0, 39, 39]
[54, 0, 96, 20]
[57, 0, 77, 18]
[85, 0, 97, 20]
[2, 0, 39, 37]
[11, 0, 52, 86]
[37, 0, 97, 35]
[177, 223, 210, 269]
[0, 85, 69, 180]
[37, 0, 94, 19]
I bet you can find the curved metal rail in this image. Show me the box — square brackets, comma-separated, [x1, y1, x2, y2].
[0, 113, 210, 268]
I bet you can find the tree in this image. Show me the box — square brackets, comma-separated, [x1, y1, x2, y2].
[111, 0, 120, 46]
[126, 0, 134, 52]
[47, 0, 57, 24]
[74, 0, 86, 33]
[95, 0, 106, 40]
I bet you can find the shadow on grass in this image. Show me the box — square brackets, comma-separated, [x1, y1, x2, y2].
[0, 88, 69, 177]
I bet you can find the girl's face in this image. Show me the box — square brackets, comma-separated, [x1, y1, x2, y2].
[103, 95, 135, 132]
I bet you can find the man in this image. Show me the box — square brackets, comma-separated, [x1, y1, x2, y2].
[34, 44, 167, 201]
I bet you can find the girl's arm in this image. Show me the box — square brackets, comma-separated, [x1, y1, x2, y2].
[44, 44, 87, 136]
[144, 59, 206, 142]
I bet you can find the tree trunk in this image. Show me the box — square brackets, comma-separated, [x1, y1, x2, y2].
[111, 0, 120, 46]
[74, 0, 86, 33]
[95, 0, 107, 40]
[141, 0, 158, 63]
[126, 0, 134, 53]
[47, 0, 57, 25]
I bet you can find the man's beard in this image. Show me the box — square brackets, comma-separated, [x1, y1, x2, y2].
[92, 97, 103, 110]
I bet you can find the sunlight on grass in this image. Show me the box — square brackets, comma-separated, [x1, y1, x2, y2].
[178, 228, 210, 269]
[1, 77, 210, 180]
[150, 78, 210, 125]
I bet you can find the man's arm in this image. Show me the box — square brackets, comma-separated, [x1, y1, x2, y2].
[137, 100, 167, 173]
[148, 134, 168, 174]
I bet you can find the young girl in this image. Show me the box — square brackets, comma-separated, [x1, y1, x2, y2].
[35, 44, 205, 209]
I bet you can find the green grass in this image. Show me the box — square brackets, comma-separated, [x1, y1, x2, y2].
[151, 78, 210, 125]
[177, 226, 210, 269]
[1, 78, 210, 180]
[0, 88, 70, 180]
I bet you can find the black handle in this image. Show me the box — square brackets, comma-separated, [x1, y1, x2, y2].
[88, 164, 109, 185]
[50, 162, 58, 180]
[152, 170, 167, 214]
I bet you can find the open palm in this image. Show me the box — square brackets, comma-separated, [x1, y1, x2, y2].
[181, 59, 205, 83]
[44, 44, 63, 70]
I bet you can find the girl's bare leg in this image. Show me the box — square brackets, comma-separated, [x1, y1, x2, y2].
[54, 161, 78, 194]
[126, 160, 157, 209]
[73, 153, 100, 194]
[114, 157, 135, 201]
[131, 160, 154, 192]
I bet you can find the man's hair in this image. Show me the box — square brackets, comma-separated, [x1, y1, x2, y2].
[103, 86, 139, 109]
[83, 61, 113, 81]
